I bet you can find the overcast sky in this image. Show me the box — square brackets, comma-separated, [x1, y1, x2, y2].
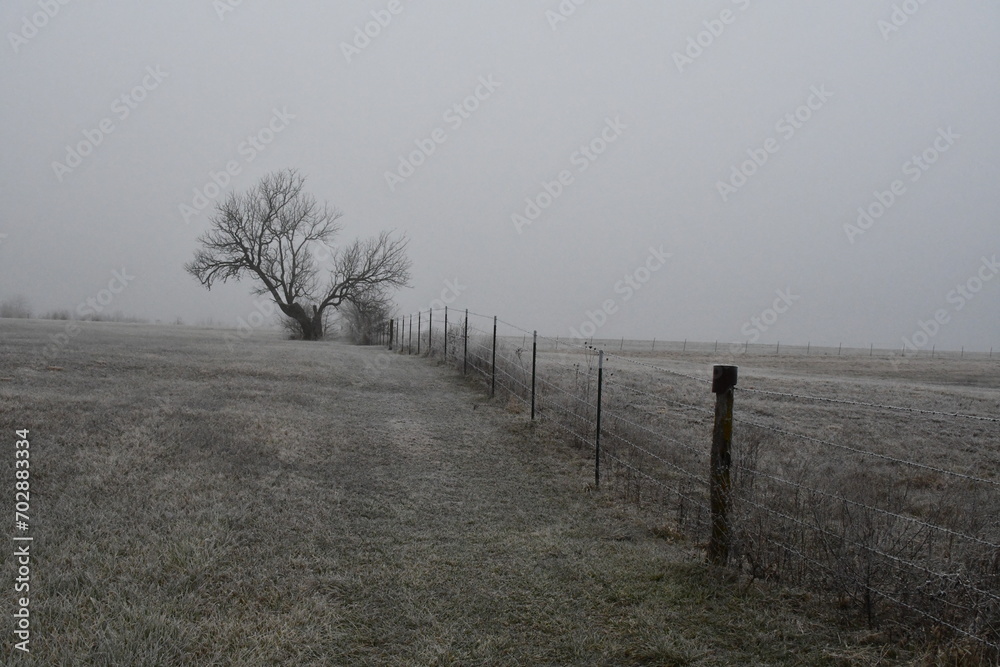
[2, 1, 998, 351]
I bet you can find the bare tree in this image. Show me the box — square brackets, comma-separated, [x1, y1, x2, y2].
[185, 169, 410, 340]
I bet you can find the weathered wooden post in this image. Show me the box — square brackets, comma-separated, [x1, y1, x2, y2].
[709, 364, 738, 566]
[531, 331, 537, 421]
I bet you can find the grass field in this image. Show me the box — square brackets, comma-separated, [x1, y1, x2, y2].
[1, 319, 987, 664]
[430, 323, 1000, 661]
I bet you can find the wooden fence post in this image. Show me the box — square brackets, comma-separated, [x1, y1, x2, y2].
[531, 331, 537, 421]
[709, 364, 738, 566]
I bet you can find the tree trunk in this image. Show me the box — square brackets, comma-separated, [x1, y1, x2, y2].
[309, 306, 324, 340]
[284, 303, 324, 341]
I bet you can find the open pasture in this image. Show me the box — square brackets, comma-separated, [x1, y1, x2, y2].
[0, 318, 936, 665]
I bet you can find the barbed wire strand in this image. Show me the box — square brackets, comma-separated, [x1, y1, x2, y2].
[604, 430, 707, 487]
[750, 532, 997, 650]
[604, 378, 714, 415]
[737, 386, 1000, 424]
[604, 352, 711, 384]
[604, 451, 712, 517]
[735, 464, 1000, 550]
[735, 490, 1000, 603]
[734, 415, 1000, 490]
[604, 411, 706, 458]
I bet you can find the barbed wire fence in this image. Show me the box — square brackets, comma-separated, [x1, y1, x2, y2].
[370, 307, 999, 658]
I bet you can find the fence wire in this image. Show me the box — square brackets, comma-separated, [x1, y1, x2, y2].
[384, 308, 1000, 655]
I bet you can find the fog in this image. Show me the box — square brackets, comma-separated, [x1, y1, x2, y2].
[2, 1, 998, 351]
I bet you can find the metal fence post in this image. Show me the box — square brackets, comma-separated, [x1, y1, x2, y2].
[709, 364, 738, 566]
[491, 316, 497, 397]
[595, 350, 604, 490]
[428, 309, 433, 356]
[408, 314, 413, 355]
[463, 309, 468, 375]
[417, 311, 421, 355]
[531, 331, 537, 421]
[444, 307, 448, 361]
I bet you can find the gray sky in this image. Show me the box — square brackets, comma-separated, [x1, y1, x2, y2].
[2, 1, 998, 351]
